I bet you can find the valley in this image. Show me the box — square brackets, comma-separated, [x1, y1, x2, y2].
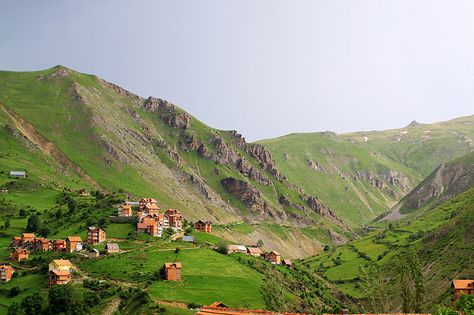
[0, 66, 473, 314]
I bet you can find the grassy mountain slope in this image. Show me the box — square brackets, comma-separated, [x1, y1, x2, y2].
[259, 118, 474, 227]
[259, 133, 421, 227]
[0, 66, 347, 258]
[394, 151, 474, 215]
[303, 156, 474, 311]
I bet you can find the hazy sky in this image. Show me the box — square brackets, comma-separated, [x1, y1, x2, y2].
[2, 1, 474, 141]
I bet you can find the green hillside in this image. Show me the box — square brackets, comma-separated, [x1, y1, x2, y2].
[259, 118, 474, 227]
[304, 185, 474, 312]
[0, 66, 348, 258]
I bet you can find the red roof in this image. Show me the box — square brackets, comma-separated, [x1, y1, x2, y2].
[452, 280, 474, 289]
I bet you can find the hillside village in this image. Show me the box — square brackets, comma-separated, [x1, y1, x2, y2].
[0, 67, 472, 314]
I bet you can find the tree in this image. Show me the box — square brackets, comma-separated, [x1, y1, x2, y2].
[26, 215, 40, 232]
[395, 249, 425, 312]
[261, 270, 287, 312]
[7, 302, 23, 315]
[67, 198, 78, 213]
[323, 244, 330, 252]
[97, 217, 108, 229]
[48, 284, 89, 314]
[55, 209, 63, 219]
[19, 209, 27, 217]
[4, 217, 10, 229]
[21, 294, 44, 315]
[257, 239, 264, 248]
[456, 294, 474, 313]
[216, 241, 228, 254]
[38, 226, 51, 238]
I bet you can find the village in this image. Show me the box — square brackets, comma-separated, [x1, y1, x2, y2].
[1, 197, 294, 288]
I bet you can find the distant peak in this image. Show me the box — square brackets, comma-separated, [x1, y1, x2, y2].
[407, 120, 422, 127]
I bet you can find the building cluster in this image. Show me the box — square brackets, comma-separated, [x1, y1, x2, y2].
[10, 233, 83, 260]
[10, 228, 109, 262]
[117, 198, 184, 237]
[227, 245, 292, 267]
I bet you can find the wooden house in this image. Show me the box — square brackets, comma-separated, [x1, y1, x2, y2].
[282, 258, 293, 268]
[166, 209, 183, 230]
[105, 242, 120, 254]
[264, 251, 281, 265]
[35, 238, 51, 251]
[227, 245, 248, 254]
[21, 233, 35, 248]
[48, 270, 71, 287]
[247, 247, 263, 257]
[118, 204, 133, 217]
[194, 220, 212, 233]
[66, 236, 83, 253]
[49, 259, 74, 272]
[11, 248, 29, 262]
[87, 249, 100, 258]
[11, 236, 21, 248]
[87, 227, 106, 245]
[452, 279, 474, 301]
[52, 240, 66, 252]
[164, 262, 182, 281]
[0, 265, 15, 282]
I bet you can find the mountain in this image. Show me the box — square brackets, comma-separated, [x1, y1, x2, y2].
[303, 152, 474, 311]
[0, 66, 348, 258]
[259, 116, 474, 227]
[392, 152, 474, 215]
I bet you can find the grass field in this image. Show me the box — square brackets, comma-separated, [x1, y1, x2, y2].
[80, 247, 266, 308]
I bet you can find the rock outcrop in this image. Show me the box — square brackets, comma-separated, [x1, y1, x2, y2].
[163, 113, 191, 129]
[143, 97, 175, 113]
[210, 136, 240, 165]
[236, 158, 270, 185]
[307, 196, 338, 220]
[221, 177, 268, 213]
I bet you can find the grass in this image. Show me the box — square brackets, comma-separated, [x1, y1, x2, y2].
[105, 223, 134, 239]
[80, 248, 265, 308]
[0, 273, 46, 314]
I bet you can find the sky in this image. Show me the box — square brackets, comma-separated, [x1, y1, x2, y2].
[1, 1, 474, 141]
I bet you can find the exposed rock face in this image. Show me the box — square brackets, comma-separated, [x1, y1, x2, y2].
[322, 131, 337, 137]
[328, 230, 346, 245]
[143, 97, 175, 113]
[278, 195, 305, 212]
[379, 170, 411, 191]
[38, 67, 71, 80]
[307, 159, 323, 171]
[400, 161, 473, 211]
[236, 158, 270, 185]
[163, 113, 191, 129]
[210, 136, 240, 165]
[221, 177, 268, 213]
[355, 170, 411, 192]
[182, 133, 199, 151]
[245, 144, 285, 180]
[227, 130, 246, 147]
[307, 196, 338, 220]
